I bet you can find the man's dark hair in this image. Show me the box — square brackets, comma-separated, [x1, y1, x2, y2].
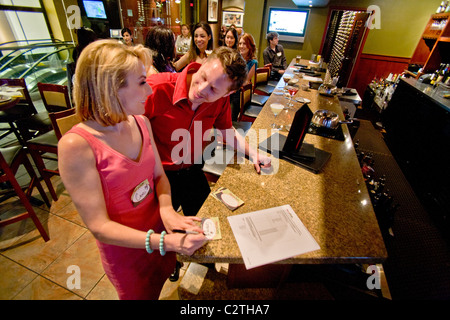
[266, 31, 279, 46]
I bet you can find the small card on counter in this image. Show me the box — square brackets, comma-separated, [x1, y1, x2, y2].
[211, 187, 244, 211]
[202, 217, 222, 240]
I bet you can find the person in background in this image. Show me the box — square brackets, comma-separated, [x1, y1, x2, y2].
[263, 31, 287, 81]
[224, 27, 238, 50]
[224, 27, 240, 121]
[175, 24, 191, 54]
[121, 27, 134, 46]
[174, 21, 213, 71]
[58, 40, 206, 300]
[238, 33, 258, 86]
[218, 25, 227, 46]
[236, 27, 244, 38]
[72, 26, 97, 64]
[145, 26, 177, 75]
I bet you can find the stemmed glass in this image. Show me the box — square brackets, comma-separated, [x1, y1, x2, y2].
[283, 75, 292, 93]
[286, 85, 299, 108]
[270, 103, 284, 129]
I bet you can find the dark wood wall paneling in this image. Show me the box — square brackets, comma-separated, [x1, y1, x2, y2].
[347, 53, 410, 97]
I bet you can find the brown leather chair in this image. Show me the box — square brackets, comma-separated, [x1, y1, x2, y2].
[0, 145, 50, 241]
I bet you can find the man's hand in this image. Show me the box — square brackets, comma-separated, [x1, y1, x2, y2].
[252, 152, 272, 174]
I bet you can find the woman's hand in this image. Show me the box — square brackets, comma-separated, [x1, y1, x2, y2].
[160, 206, 203, 234]
[166, 233, 207, 256]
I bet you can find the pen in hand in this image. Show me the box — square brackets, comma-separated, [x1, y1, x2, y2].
[173, 229, 201, 235]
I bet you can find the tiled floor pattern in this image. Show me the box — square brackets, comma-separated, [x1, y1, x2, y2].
[1, 172, 203, 300]
[0, 174, 186, 300]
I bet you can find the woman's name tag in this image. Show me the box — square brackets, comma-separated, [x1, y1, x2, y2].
[131, 179, 152, 207]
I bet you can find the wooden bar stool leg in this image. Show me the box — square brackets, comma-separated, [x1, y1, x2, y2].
[27, 147, 58, 202]
[1, 155, 49, 242]
[21, 151, 51, 208]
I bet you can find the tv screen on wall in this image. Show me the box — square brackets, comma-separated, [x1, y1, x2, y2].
[267, 7, 310, 43]
[83, 0, 107, 19]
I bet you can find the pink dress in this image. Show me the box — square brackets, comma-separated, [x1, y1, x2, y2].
[68, 115, 175, 300]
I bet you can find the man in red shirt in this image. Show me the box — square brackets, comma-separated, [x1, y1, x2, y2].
[145, 47, 270, 217]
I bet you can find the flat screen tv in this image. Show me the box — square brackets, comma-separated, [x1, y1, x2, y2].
[267, 7, 310, 43]
[83, 0, 107, 19]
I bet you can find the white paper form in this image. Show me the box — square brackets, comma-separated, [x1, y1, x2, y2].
[227, 205, 320, 269]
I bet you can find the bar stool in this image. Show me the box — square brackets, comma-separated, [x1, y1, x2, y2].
[253, 67, 274, 103]
[264, 63, 279, 87]
[27, 108, 79, 201]
[0, 145, 50, 242]
[37, 82, 72, 113]
[238, 83, 263, 123]
[0, 78, 52, 143]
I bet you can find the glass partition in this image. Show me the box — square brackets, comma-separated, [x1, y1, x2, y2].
[0, 41, 74, 92]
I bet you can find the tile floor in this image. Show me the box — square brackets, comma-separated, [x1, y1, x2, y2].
[0, 173, 189, 300]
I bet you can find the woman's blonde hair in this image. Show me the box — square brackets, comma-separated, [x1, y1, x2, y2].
[73, 39, 152, 126]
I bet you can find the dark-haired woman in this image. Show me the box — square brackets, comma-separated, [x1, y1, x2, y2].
[145, 26, 176, 75]
[121, 27, 134, 46]
[224, 27, 238, 50]
[174, 22, 213, 71]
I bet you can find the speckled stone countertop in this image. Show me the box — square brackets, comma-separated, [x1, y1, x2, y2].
[179, 60, 387, 265]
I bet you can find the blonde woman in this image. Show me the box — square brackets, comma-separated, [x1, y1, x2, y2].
[58, 40, 205, 300]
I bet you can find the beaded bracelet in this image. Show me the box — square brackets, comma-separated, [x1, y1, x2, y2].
[159, 231, 166, 256]
[145, 229, 154, 254]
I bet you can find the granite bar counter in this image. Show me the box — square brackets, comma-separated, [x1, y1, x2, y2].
[177, 60, 387, 286]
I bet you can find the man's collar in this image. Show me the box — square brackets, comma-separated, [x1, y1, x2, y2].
[173, 62, 202, 105]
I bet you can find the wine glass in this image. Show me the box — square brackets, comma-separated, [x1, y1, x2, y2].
[270, 103, 284, 129]
[287, 85, 299, 108]
[283, 75, 292, 93]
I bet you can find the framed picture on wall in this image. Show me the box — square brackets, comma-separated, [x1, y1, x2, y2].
[208, 0, 218, 23]
[222, 11, 244, 27]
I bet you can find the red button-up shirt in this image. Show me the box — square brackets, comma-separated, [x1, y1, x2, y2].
[145, 62, 232, 171]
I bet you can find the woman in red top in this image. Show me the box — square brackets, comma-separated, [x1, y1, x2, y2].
[58, 40, 206, 300]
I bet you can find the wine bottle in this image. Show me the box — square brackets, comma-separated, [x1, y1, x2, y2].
[435, 64, 447, 86]
[429, 67, 439, 86]
[443, 64, 450, 85]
